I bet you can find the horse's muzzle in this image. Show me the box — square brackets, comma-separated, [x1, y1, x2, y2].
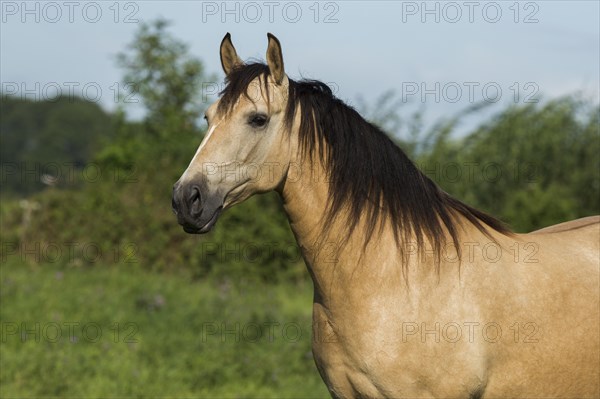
[172, 181, 223, 234]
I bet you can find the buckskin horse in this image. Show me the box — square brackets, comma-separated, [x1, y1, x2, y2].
[172, 33, 600, 398]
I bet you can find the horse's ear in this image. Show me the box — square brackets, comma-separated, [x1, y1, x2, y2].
[220, 33, 242, 76]
[266, 33, 285, 85]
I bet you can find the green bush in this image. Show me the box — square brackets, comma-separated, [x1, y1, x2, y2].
[416, 97, 599, 232]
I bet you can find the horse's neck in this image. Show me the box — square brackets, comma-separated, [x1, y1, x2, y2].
[279, 159, 334, 277]
[278, 154, 496, 313]
[279, 156, 434, 309]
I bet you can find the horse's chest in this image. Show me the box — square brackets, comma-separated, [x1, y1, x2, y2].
[311, 303, 486, 398]
[311, 306, 385, 397]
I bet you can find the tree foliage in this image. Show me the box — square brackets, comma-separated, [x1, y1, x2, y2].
[0, 96, 115, 196]
[116, 19, 207, 138]
[420, 97, 599, 231]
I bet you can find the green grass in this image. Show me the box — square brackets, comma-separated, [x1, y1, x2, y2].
[0, 260, 329, 398]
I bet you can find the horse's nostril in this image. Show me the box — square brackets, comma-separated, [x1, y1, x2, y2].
[188, 186, 200, 202]
[171, 196, 179, 215]
[189, 186, 203, 216]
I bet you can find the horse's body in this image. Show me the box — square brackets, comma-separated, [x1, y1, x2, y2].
[172, 33, 600, 398]
[284, 163, 599, 398]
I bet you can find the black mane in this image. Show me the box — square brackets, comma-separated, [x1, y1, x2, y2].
[218, 63, 511, 262]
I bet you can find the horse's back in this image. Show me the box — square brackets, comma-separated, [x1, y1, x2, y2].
[530, 215, 600, 234]
[528, 216, 600, 260]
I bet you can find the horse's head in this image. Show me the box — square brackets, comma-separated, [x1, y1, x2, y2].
[172, 33, 294, 233]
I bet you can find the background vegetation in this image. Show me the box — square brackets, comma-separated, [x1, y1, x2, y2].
[1, 20, 598, 398]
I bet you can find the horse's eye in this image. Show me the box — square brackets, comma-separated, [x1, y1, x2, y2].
[249, 113, 268, 128]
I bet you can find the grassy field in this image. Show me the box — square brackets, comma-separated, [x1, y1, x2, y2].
[0, 260, 329, 398]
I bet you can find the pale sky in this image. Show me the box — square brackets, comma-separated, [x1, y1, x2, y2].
[2, 1, 599, 135]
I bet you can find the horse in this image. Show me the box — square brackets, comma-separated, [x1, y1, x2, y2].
[172, 33, 600, 398]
